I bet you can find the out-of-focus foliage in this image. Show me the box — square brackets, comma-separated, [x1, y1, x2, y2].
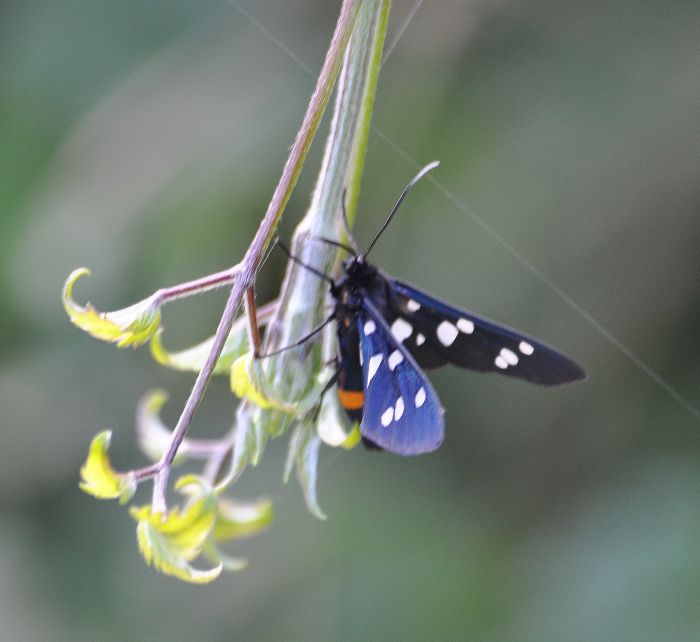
[1, 0, 699, 640]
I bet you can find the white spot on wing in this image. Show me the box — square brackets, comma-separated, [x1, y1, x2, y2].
[388, 350, 404, 371]
[381, 406, 394, 427]
[519, 341, 534, 355]
[391, 318, 413, 343]
[494, 355, 508, 369]
[359, 346, 363, 366]
[415, 387, 426, 408]
[363, 320, 376, 336]
[395, 396, 405, 421]
[416, 333, 426, 346]
[500, 348, 519, 366]
[437, 321, 458, 346]
[367, 354, 383, 384]
[406, 299, 421, 312]
[457, 318, 475, 334]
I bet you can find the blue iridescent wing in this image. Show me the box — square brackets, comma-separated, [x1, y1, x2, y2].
[386, 279, 586, 385]
[357, 298, 444, 455]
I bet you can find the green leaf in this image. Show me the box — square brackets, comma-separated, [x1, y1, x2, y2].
[223, 404, 258, 486]
[285, 420, 326, 520]
[62, 268, 161, 348]
[214, 403, 277, 495]
[249, 408, 276, 465]
[129, 475, 222, 584]
[79, 431, 136, 504]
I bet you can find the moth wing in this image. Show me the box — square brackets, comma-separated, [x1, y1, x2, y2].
[357, 299, 445, 455]
[388, 279, 586, 385]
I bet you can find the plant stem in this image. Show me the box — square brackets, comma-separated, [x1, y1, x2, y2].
[212, 0, 391, 520]
[343, 0, 391, 227]
[258, 0, 391, 402]
[156, 264, 241, 303]
[150, 0, 362, 513]
[245, 287, 262, 356]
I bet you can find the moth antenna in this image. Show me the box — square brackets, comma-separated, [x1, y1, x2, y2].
[275, 239, 335, 285]
[363, 161, 439, 258]
[310, 235, 357, 256]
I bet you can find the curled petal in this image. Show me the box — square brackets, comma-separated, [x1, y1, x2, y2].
[79, 431, 136, 504]
[150, 323, 249, 375]
[135, 390, 183, 464]
[134, 521, 223, 584]
[231, 353, 328, 417]
[231, 353, 273, 408]
[201, 496, 274, 572]
[129, 475, 221, 583]
[213, 497, 274, 542]
[63, 268, 160, 348]
[230, 353, 300, 411]
[202, 540, 248, 572]
[135, 390, 225, 463]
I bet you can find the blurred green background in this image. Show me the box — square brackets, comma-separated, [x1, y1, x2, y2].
[2, 0, 700, 640]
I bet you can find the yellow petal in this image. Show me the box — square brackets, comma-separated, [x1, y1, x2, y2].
[62, 268, 160, 348]
[135, 521, 223, 584]
[230, 353, 275, 409]
[150, 324, 249, 375]
[79, 431, 136, 504]
[129, 476, 221, 583]
[135, 390, 185, 464]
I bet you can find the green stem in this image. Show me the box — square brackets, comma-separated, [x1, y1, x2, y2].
[151, 0, 362, 513]
[343, 0, 391, 229]
[218, 0, 392, 499]
[262, 0, 392, 400]
[156, 264, 241, 303]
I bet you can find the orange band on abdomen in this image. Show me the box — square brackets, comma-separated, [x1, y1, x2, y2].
[338, 388, 364, 410]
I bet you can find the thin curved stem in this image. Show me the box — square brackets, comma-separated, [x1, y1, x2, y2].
[156, 264, 241, 303]
[150, 0, 362, 513]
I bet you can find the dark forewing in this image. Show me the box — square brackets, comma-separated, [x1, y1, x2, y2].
[386, 279, 586, 385]
[357, 299, 444, 455]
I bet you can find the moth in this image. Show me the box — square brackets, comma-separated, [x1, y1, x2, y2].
[276, 162, 585, 455]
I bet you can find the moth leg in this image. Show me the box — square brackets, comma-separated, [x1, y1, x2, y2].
[305, 366, 342, 422]
[255, 314, 334, 360]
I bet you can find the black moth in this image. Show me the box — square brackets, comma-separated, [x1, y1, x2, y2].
[279, 162, 586, 455]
